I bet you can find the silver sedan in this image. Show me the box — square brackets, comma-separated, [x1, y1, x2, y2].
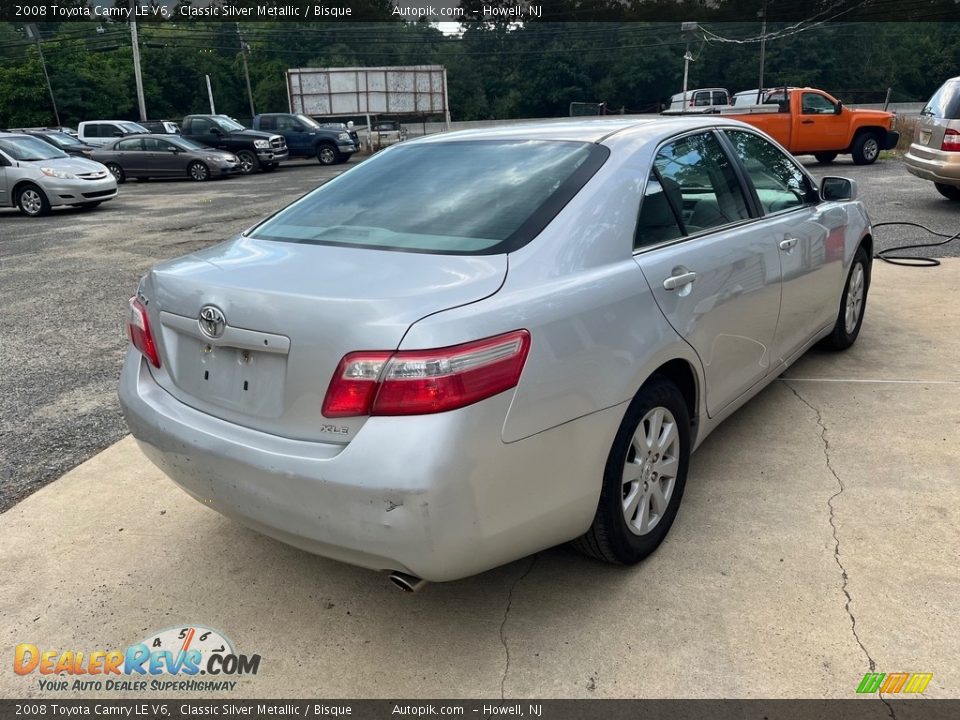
[119, 117, 872, 586]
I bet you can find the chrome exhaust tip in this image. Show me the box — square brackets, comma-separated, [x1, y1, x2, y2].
[389, 571, 428, 593]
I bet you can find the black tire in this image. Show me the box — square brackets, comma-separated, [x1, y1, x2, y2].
[236, 150, 260, 175]
[572, 375, 691, 565]
[814, 152, 838, 164]
[851, 132, 881, 165]
[106, 163, 125, 184]
[317, 143, 338, 166]
[188, 161, 210, 182]
[934, 183, 960, 201]
[822, 245, 870, 351]
[16, 184, 51, 217]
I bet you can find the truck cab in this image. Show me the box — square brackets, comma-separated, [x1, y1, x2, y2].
[252, 114, 357, 166]
[180, 114, 287, 175]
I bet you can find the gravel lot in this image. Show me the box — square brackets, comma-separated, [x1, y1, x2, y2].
[1, 154, 958, 512]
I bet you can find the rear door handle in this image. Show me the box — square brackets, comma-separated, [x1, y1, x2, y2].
[663, 271, 697, 291]
[779, 237, 799, 251]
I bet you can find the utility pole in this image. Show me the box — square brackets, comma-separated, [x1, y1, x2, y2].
[130, 9, 147, 122]
[24, 24, 60, 127]
[237, 23, 256, 119]
[680, 22, 699, 114]
[757, 1, 768, 104]
[206, 75, 217, 115]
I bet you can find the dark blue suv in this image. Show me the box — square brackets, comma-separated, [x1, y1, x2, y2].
[252, 113, 358, 166]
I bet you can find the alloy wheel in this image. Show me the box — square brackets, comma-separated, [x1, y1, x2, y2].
[190, 163, 209, 181]
[845, 262, 865, 334]
[20, 189, 43, 216]
[863, 138, 879, 162]
[622, 406, 680, 536]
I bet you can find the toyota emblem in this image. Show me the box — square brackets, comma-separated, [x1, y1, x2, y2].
[198, 305, 226, 339]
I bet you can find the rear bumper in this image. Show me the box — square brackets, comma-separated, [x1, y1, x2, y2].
[118, 352, 619, 581]
[905, 145, 960, 185]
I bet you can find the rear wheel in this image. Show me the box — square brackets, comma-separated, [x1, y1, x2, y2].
[16, 184, 50, 217]
[572, 375, 691, 565]
[851, 132, 881, 165]
[814, 152, 838, 164]
[189, 161, 210, 181]
[934, 183, 960, 201]
[317, 143, 338, 166]
[236, 150, 259, 175]
[105, 163, 125, 184]
[822, 245, 870, 351]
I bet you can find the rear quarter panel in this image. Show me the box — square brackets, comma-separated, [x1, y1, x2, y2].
[400, 140, 703, 444]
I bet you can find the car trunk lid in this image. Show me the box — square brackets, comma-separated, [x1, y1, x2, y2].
[141, 236, 506, 443]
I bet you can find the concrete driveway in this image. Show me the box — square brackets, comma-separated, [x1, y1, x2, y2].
[2, 260, 958, 700]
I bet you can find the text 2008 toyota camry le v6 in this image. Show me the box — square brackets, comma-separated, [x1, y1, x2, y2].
[119, 118, 872, 588]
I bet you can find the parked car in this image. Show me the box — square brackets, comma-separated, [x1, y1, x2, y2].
[92, 135, 239, 183]
[7, 128, 96, 158]
[663, 88, 731, 113]
[181, 114, 287, 174]
[0, 132, 117, 216]
[722, 87, 899, 164]
[369, 120, 408, 147]
[139, 120, 181, 135]
[77, 120, 149, 147]
[119, 117, 872, 586]
[904, 76, 960, 201]
[252, 113, 357, 165]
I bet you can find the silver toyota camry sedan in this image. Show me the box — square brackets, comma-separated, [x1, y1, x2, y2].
[119, 117, 872, 587]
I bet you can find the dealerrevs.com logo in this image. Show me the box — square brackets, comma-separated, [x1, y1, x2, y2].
[14, 625, 261, 692]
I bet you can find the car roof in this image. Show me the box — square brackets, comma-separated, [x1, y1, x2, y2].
[0, 132, 33, 139]
[410, 116, 739, 145]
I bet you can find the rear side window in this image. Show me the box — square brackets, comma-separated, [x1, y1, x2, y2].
[252, 140, 608, 254]
[116, 139, 142, 151]
[922, 80, 960, 119]
[635, 175, 685, 249]
[653, 132, 750, 233]
[724, 130, 818, 214]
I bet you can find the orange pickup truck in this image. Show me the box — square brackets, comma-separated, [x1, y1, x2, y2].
[724, 87, 899, 165]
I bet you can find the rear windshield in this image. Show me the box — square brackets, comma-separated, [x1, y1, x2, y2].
[922, 80, 960, 119]
[251, 140, 608, 254]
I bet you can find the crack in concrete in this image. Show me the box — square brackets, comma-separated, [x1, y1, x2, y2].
[784, 381, 898, 720]
[496, 555, 538, 702]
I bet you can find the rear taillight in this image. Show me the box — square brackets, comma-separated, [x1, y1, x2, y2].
[322, 330, 531, 418]
[942, 128, 960, 152]
[128, 296, 160, 368]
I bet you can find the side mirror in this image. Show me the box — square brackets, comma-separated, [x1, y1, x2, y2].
[821, 177, 857, 201]
[834, 101, 843, 115]
[113, 131, 124, 137]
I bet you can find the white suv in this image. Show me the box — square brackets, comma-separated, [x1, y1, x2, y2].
[78, 120, 149, 147]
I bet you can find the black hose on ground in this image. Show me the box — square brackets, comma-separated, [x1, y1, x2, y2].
[872, 220, 960, 267]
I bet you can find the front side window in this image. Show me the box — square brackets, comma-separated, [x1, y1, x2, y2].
[653, 132, 750, 233]
[801, 93, 837, 114]
[724, 129, 817, 214]
[712, 91, 728, 105]
[251, 140, 607, 254]
[191, 118, 214, 134]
